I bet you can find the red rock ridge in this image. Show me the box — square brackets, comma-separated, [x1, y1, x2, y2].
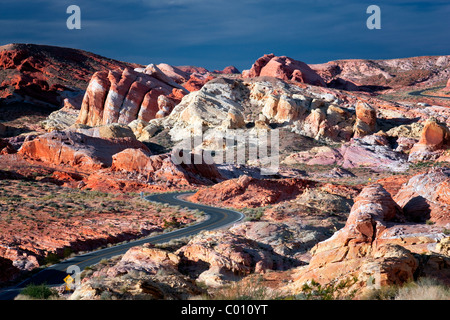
[243, 54, 326, 87]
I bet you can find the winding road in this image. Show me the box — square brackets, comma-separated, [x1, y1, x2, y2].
[0, 192, 244, 300]
[408, 86, 450, 100]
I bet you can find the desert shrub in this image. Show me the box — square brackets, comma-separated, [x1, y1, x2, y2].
[242, 207, 265, 221]
[363, 284, 400, 300]
[296, 278, 358, 300]
[20, 284, 57, 299]
[44, 252, 60, 265]
[211, 277, 279, 300]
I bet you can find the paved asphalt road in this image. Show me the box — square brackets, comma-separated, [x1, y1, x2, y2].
[0, 192, 244, 300]
[408, 86, 450, 100]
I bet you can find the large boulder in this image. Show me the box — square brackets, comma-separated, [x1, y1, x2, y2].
[242, 54, 326, 87]
[353, 101, 377, 138]
[214, 66, 240, 74]
[409, 118, 449, 162]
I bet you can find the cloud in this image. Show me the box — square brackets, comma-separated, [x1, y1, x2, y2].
[0, 0, 449, 69]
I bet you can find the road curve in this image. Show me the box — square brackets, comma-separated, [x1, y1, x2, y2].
[0, 192, 244, 300]
[408, 86, 450, 100]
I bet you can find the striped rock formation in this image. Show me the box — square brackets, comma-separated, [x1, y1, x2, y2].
[76, 66, 189, 127]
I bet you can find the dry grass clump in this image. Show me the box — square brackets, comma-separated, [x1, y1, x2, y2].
[394, 278, 450, 300]
[364, 277, 450, 300]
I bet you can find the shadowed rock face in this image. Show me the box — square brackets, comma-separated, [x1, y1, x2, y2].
[76, 66, 189, 127]
[394, 168, 450, 225]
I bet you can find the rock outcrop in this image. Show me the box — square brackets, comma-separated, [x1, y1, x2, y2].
[18, 130, 149, 169]
[165, 77, 357, 146]
[111, 149, 223, 185]
[288, 181, 450, 296]
[353, 101, 377, 138]
[0, 43, 139, 106]
[183, 73, 214, 92]
[40, 92, 84, 131]
[289, 184, 416, 295]
[284, 134, 409, 172]
[154, 63, 190, 84]
[177, 229, 294, 287]
[0, 138, 15, 154]
[76, 66, 189, 127]
[70, 245, 203, 300]
[189, 175, 316, 208]
[408, 118, 449, 162]
[243, 54, 326, 87]
[309, 55, 450, 92]
[214, 66, 240, 74]
[394, 168, 450, 226]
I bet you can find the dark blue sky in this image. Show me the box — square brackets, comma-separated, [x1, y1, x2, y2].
[1, 0, 449, 71]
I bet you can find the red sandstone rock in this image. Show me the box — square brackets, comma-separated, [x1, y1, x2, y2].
[76, 67, 188, 126]
[176, 65, 209, 74]
[243, 54, 326, 87]
[189, 175, 317, 208]
[409, 119, 449, 161]
[183, 73, 214, 92]
[111, 149, 223, 185]
[288, 184, 420, 295]
[156, 63, 190, 84]
[18, 130, 149, 169]
[213, 66, 240, 74]
[353, 101, 377, 138]
[0, 43, 139, 105]
[77, 71, 111, 126]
